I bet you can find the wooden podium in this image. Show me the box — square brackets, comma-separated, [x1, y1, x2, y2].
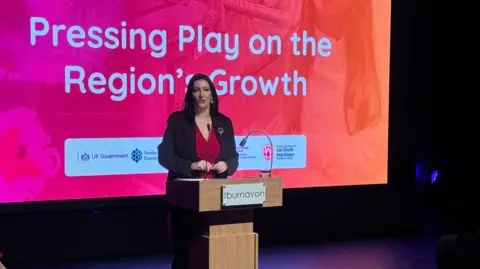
[166, 176, 283, 269]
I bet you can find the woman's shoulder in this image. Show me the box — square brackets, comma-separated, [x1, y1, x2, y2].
[215, 113, 233, 124]
[167, 111, 188, 123]
[214, 113, 235, 132]
[167, 111, 233, 126]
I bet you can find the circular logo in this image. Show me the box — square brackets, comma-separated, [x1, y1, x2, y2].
[131, 149, 143, 163]
[262, 144, 272, 161]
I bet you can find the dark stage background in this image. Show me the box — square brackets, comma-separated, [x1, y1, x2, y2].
[0, 0, 443, 267]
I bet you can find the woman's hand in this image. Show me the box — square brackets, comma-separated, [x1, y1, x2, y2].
[212, 161, 228, 173]
[191, 161, 212, 172]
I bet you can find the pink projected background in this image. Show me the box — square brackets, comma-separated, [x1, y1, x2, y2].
[0, 0, 391, 203]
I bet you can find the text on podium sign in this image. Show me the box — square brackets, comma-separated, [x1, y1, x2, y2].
[221, 183, 266, 207]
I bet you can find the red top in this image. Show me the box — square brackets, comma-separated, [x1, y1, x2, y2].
[196, 124, 220, 179]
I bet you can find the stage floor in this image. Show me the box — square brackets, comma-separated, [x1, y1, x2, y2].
[17, 236, 438, 269]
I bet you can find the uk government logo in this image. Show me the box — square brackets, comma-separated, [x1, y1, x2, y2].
[78, 152, 129, 162]
[78, 149, 158, 163]
[80, 152, 90, 161]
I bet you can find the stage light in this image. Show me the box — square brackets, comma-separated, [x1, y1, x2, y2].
[431, 170, 438, 184]
[416, 164, 422, 180]
[416, 162, 438, 186]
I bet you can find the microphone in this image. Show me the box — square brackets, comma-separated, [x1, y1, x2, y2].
[239, 130, 274, 177]
[204, 123, 211, 181]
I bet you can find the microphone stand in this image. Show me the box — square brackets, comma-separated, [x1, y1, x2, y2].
[239, 130, 274, 177]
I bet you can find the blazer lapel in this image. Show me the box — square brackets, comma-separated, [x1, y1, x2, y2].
[185, 118, 198, 161]
[212, 116, 226, 161]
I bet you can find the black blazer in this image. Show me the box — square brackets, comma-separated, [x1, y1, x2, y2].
[157, 111, 239, 181]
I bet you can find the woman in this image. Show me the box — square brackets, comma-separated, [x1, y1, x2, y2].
[157, 73, 239, 269]
[295, 0, 384, 135]
[288, 0, 389, 186]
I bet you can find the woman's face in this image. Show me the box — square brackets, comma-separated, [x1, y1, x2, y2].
[192, 79, 212, 110]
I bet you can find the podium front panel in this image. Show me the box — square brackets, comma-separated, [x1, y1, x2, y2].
[166, 177, 282, 212]
[199, 177, 282, 212]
